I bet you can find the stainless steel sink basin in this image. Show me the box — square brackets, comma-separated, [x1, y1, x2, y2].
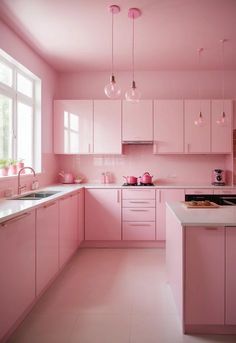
[10, 191, 60, 200]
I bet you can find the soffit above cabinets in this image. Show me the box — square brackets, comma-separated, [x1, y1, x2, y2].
[1, 0, 236, 72]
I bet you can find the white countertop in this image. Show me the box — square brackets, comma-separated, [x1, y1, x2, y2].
[166, 202, 236, 227]
[0, 183, 235, 224]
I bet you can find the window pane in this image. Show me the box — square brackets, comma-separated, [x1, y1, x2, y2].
[17, 73, 33, 98]
[0, 61, 13, 87]
[17, 102, 33, 166]
[0, 94, 13, 159]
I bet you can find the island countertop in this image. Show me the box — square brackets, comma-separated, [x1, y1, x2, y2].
[166, 202, 236, 227]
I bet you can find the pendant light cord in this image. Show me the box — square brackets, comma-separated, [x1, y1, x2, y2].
[198, 48, 203, 114]
[132, 16, 135, 83]
[221, 40, 225, 112]
[111, 11, 114, 77]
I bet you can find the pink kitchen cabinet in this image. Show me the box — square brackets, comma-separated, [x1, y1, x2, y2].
[211, 100, 232, 153]
[78, 189, 85, 245]
[122, 100, 153, 142]
[156, 189, 184, 240]
[59, 192, 79, 268]
[184, 100, 211, 153]
[184, 227, 225, 325]
[0, 211, 36, 341]
[93, 100, 122, 154]
[85, 189, 121, 240]
[225, 227, 236, 325]
[54, 100, 93, 154]
[36, 201, 59, 296]
[154, 100, 184, 153]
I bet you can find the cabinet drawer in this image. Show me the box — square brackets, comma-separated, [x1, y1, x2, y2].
[123, 208, 155, 221]
[185, 189, 214, 195]
[213, 189, 236, 195]
[122, 199, 155, 208]
[123, 222, 155, 240]
[122, 189, 155, 200]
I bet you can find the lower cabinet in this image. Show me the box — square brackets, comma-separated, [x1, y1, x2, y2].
[59, 192, 79, 268]
[122, 189, 156, 240]
[156, 189, 185, 240]
[184, 226, 236, 326]
[36, 201, 59, 296]
[85, 189, 121, 240]
[0, 211, 36, 341]
[78, 189, 85, 245]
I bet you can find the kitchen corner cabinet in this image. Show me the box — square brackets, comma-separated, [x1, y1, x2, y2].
[59, 192, 79, 268]
[122, 100, 153, 142]
[156, 189, 185, 240]
[0, 211, 36, 341]
[184, 100, 211, 153]
[54, 100, 93, 154]
[211, 100, 232, 153]
[93, 100, 122, 154]
[154, 100, 184, 153]
[85, 189, 121, 240]
[36, 201, 59, 296]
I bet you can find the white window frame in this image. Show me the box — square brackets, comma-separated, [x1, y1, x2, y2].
[0, 50, 41, 176]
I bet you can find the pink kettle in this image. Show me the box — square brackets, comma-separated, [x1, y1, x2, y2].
[123, 176, 138, 185]
[59, 171, 74, 184]
[141, 172, 153, 184]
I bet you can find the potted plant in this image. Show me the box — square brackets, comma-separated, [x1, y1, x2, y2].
[8, 159, 18, 175]
[17, 159, 25, 173]
[0, 159, 10, 176]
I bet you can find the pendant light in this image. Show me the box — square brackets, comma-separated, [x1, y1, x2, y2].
[216, 39, 227, 126]
[104, 5, 121, 99]
[194, 48, 204, 126]
[125, 8, 141, 103]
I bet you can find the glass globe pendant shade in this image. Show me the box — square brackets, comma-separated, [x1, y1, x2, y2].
[216, 111, 227, 126]
[194, 112, 204, 127]
[104, 75, 121, 99]
[125, 81, 141, 103]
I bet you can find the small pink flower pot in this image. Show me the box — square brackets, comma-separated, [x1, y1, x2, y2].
[17, 162, 25, 173]
[0, 167, 9, 177]
[8, 165, 17, 175]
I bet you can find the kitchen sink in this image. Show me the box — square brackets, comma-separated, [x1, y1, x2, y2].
[10, 191, 60, 200]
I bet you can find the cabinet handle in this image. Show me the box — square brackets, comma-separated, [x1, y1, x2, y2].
[43, 202, 57, 209]
[205, 227, 218, 230]
[130, 209, 149, 212]
[187, 143, 190, 153]
[130, 201, 149, 204]
[88, 143, 91, 153]
[1, 212, 31, 228]
[117, 190, 120, 203]
[129, 224, 151, 227]
[159, 190, 162, 203]
[153, 142, 157, 154]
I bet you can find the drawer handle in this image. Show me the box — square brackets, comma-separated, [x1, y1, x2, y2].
[1, 212, 31, 228]
[129, 201, 149, 204]
[117, 190, 120, 203]
[43, 201, 57, 209]
[130, 209, 149, 212]
[129, 224, 151, 227]
[205, 227, 218, 230]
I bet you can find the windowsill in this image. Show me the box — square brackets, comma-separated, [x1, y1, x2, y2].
[0, 172, 42, 181]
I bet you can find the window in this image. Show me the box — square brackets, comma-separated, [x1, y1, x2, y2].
[0, 50, 41, 175]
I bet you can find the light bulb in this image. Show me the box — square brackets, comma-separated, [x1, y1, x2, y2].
[125, 81, 141, 103]
[104, 75, 121, 99]
[216, 112, 227, 126]
[194, 112, 204, 127]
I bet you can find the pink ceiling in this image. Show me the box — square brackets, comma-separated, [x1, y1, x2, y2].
[0, 0, 236, 72]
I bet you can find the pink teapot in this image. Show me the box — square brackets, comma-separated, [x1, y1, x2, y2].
[59, 171, 74, 184]
[141, 172, 153, 184]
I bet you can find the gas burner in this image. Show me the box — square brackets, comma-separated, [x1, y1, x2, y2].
[122, 183, 154, 186]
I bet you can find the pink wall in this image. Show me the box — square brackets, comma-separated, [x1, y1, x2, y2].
[0, 19, 59, 197]
[56, 71, 235, 186]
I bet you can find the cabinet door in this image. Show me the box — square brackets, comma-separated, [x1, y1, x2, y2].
[0, 211, 35, 341]
[154, 100, 184, 153]
[78, 189, 85, 245]
[59, 193, 78, 268]
[185, 227, 224, 325]
[54, 100, 93, 154]
[184, 100, 211, 153]
[85, 189, 121, 240]
[225, 227, 236, 325]
[211, 100, 232, 153]
[94, 100, 122, 154]
[36, 201, 59, 296]
[156, 189, 184, 240]
[122, 100, 153, 141]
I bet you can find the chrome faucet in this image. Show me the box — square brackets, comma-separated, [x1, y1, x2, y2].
[17, 167, 36, 195]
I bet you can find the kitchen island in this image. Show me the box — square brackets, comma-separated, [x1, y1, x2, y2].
[166, 202, 236, 334]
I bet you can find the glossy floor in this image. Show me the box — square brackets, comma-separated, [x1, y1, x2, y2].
[7, 249, 236, 343]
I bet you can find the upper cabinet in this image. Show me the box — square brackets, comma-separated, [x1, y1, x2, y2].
[154, 100, 184, 153]
[122, 100, 153, 142]
[211, 100, 232, 153]
[94, 100, 122, 154]
[184, 100, 211, 153]
[54, 100, 93, 154]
